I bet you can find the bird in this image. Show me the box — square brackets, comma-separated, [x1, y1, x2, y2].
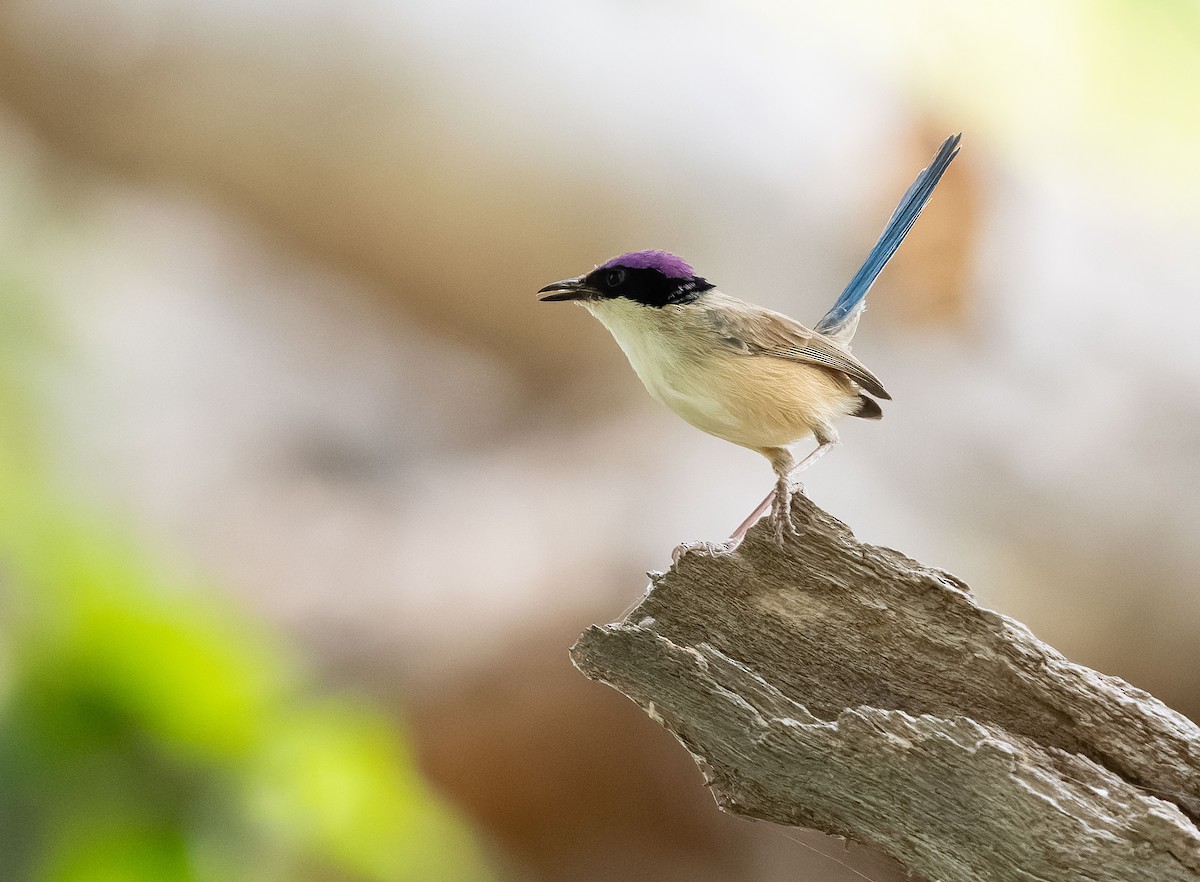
[538, 134, 961, 544]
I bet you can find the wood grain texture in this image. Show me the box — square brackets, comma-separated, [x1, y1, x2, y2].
[571, 493, 1200, 882]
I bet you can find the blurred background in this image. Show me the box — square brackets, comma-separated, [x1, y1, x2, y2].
[0, 0, 1197, 880]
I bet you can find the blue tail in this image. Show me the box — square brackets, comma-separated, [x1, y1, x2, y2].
[815, 133, 961, 337]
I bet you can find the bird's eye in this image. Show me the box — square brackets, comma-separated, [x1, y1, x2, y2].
[605, 268, 625, 288]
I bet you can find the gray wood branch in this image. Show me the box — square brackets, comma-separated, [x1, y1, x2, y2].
[570, 493, 1200, 882]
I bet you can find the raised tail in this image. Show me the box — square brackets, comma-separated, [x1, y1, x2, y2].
[815, 133, 961, 342]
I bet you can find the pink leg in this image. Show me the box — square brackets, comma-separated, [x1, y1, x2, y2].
[789, 440, 834, 476]
[730, 440, 837, 543]
[730, 486, 776, 542]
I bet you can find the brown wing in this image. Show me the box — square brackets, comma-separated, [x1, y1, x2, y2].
[703, 297, 891, 400]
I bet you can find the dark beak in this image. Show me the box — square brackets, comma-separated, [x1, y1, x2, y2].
[537, 276, 593, 302]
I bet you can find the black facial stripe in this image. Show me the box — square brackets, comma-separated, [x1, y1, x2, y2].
[585, 266, 715, 308]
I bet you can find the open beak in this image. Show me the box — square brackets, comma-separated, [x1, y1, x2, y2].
[537, 276, 593, 302]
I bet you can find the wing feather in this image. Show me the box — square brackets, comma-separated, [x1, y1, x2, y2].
[703, 299, 891, 400]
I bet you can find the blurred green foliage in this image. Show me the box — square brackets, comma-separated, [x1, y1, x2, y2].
[0, 272, 496, 881]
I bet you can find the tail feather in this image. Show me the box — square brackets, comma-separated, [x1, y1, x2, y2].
[852, 394, 883, 420]
[815, 133, 961, 341]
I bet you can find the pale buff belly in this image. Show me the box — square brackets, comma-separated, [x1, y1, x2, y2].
[586, 300, 858, 451]
[638, 351, 857, 450]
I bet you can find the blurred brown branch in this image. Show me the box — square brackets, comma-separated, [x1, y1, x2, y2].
[571, 494, 1200, 882]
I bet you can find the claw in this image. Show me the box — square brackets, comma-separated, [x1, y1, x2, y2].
[672, 538, 738, 564]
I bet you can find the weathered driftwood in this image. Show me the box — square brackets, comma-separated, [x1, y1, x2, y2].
[570, 492, 1200, 882]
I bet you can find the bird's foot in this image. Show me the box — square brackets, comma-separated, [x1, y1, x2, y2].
[671, 538, 738, 564]
[769, 477, 800, 544]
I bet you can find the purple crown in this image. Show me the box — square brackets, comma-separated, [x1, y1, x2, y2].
[602, 250, 695, 280]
